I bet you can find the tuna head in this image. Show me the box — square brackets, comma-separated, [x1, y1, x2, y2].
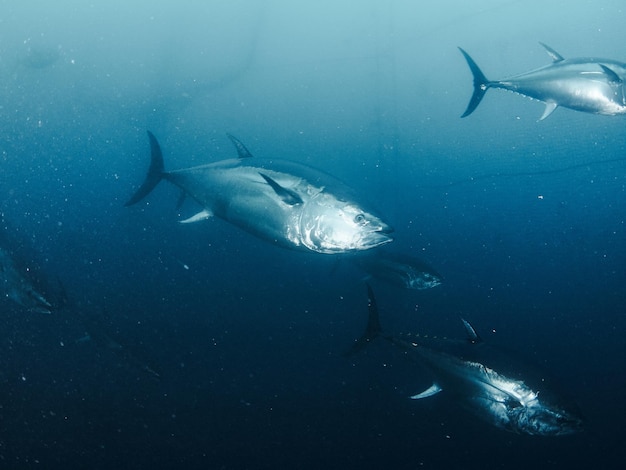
[484, 396, 584, 436]
[298, 192, 393, 254]
[409, 271, 443, 290]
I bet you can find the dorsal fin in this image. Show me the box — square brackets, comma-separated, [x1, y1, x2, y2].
[259, 173, 303, 205]
[461, 318, 482, 344]
[539, 42, 564, 62]
[226, 133, 254, 159]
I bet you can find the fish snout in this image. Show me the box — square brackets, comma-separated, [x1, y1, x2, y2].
[359, 224, 394, 250]
[26, 288, 53, 314]
[378, 221, 394, 235]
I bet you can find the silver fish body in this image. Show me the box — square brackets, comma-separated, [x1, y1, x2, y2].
[404, 337, 584, 436]
[0, 219, 53, 314]
[459, 43, 626, 120]
[126, 132, 393, 254]
[349, 285, 584, 436]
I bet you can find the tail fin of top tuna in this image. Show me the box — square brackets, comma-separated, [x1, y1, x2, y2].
[124, 131, 165, 206]
[345, 283, 383, 356]
[458, 47, 490, 118]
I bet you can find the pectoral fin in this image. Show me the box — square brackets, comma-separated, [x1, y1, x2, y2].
[180, 209, 213, 224]
[259, 173, 303, 205]
[410, 383, 442, 400]
[599, 64, 622, 84]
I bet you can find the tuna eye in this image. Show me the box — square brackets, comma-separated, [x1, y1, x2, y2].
[354, 214, 366, 225]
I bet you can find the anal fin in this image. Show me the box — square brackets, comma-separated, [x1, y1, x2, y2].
[539, 102, 558, 120]
[180, 209, 213, 224]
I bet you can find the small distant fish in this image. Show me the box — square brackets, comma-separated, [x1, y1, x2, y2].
[0, 215, 53, 314]
[16, 39, 62, 70]
[352, 249, 442, 290]
[76, 309, 162, 381]
[459, 42, 626, 120]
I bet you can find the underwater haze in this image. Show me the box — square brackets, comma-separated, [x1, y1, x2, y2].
[1, 0, 625, 468]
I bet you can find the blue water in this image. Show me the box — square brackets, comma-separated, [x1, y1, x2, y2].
[1, 1, 625, 469]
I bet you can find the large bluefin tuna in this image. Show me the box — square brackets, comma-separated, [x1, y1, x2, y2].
[348, 284, 584, 436]
[459, 43, 626, 120]
[126, 132, 393, 254]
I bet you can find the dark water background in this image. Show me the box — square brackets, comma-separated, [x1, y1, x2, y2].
[1, 1, 625, 469]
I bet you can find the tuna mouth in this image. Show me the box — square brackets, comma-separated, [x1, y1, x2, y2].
[369, 221, 393, 237]
[29, 302, 53, 314]
[425, 276, 443, 288]
[30, 305, 53, 314]
[362, 228, 394, 249]
[27, 289, 53, 314]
